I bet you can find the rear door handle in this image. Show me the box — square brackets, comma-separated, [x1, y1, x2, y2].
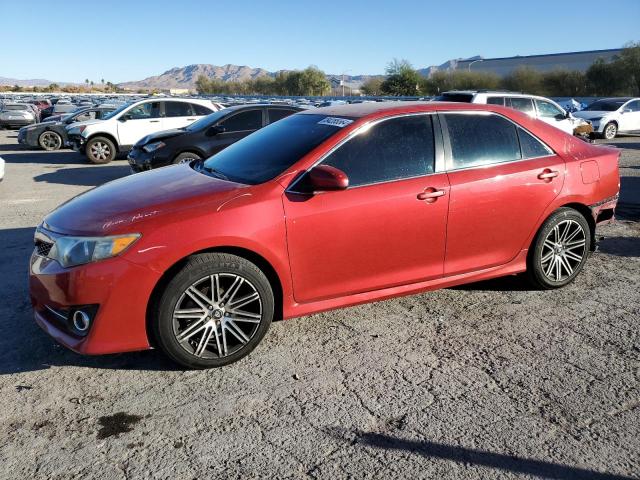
[150, 120, 160, 123]
[417, 188, 446, 202]
[538, 169, 559, 180]
[186, 118, 196, 121]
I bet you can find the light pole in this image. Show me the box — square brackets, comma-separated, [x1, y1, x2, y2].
[468, 59, 484, 71]
[342, 70, 352, 97]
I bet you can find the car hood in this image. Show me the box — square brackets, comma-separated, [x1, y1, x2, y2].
[572, 110, 613, 120]
[136, 128, 186, 147]
[43, 164, 248, 236]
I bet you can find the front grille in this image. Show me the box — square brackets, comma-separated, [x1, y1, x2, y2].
[35, 239, 53, 257]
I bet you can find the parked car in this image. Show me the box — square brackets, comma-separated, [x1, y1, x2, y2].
[41, 103, 77, 121]
[572, 97, 640, 140]
[67, 98, 221, 164]
[18, 106, 117, 151]
[434, 90, 591, 136]
[0, 103, 37, 129]
[30, 102, 620, 368]
[128, 104, 302, 172]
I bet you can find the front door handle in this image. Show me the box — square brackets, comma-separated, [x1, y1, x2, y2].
[186, 118, 196, 121]
[538, 169, 559, 180]
[150, 120, 160, 123]
[417, 188, 446, 203]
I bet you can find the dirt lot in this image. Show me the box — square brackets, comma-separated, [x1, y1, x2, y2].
[0, 129, 638, 480]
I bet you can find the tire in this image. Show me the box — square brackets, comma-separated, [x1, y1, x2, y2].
[602, 122, 617, 140]
[172, 152, 201, 165]
[86, 136, 116, 164]
[152, 253, 274, 369]
[38, 131, 63, 151]
[526, 208, 591, 290]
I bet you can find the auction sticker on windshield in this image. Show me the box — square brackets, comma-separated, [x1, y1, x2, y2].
[317, 117, 354, 128]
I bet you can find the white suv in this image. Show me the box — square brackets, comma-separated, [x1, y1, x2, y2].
[67, 98, 222, 163]
[572, 97, 640, 139]
[435, 91, 589, 136]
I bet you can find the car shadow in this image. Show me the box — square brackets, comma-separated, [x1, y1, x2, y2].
[450, 274, 533, 292]
[336, 429, 635, 480]
[0, 149, 87, 165]
[33, 165, 130, 187]
[0, 226, 182, 375]
[598, 236, 640, 258]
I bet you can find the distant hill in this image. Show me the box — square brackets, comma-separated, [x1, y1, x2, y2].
[118, 64, 383, 91]
[0, 77, 56, 87]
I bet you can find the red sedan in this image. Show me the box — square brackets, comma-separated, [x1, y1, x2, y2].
[29, 102, 620, 368]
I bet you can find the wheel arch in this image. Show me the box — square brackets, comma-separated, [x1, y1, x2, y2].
[145, 246, 284, 348]
[173, 149, 205, 162]
[86, 132, 119, 153]
[530, 203, 596, 257]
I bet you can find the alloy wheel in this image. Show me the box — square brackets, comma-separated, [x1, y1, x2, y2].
[540, 219, 587, 282]
[604, 123, 617, 140]
[172, 273, 263, 359]
[41, 132, 61, 150]
[90, 141, 111, 161]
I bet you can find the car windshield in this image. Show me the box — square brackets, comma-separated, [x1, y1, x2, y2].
[199, 114, 348, 185]
[3, 105, 28, 111]
[102, 102, 132, 120]
[584, 100, 626, 111]
[185, 109, 232, 132]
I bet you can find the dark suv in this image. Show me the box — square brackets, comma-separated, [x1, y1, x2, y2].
[128, 104, 302, 172]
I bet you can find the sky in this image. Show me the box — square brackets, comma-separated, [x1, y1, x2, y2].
[1, 0, 639, 84]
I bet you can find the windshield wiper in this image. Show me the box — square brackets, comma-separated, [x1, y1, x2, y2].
[201, 164, 229, 180]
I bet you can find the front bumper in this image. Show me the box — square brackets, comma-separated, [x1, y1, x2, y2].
[69, 134, 86, 154]
[29, 231, 159, 355]
[0, 118, 35, 128]
[127, 147, 171, 173]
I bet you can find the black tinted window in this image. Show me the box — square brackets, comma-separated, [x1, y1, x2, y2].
[192, 103, 213, 115]
[268, 108, 297, 124]
[202, 114, 342, 184]
[164, 102, 193, 117]
[518, 128, 552, 158]
[626, 100, 640, 112]
[221, 110, 262, 131]
[487, 97, 504, 106]
[321, 115, 435, 187]
[508, 98, 535, 115]
[444, 113, 521, 169]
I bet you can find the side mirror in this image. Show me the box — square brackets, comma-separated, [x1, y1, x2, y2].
[119, 114, 129, 122]
[554, 113, 567, 121]
[622, 108, 632, 114]
[307, 165, 349, 192]
[207, 125, 226, 136]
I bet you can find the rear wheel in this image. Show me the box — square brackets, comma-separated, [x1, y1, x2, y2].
[173, 151, 201, 165]
[602, 122, 617, 140]
[527, 208, 591, 289]
[38, 131, 62, 151]
[86, 136, 116, 164]
[152, 253, 274, 369]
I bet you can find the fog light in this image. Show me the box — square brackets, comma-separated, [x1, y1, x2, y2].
[72, 310, 91, 332]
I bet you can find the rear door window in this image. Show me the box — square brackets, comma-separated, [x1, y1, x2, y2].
[443, 113, 521, 169]
[268, 108, 297, 124]
[192, 103, 213, 116]
[486, 97, 505, 106]
[164, 101, 194, 118]
[220, 109, 263, 132]
[518, 128, 553, 158]
[508, 97, 535, 116]
[320, 115, 435, 187]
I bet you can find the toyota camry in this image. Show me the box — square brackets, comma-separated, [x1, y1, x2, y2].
[29, 102, 620, 368]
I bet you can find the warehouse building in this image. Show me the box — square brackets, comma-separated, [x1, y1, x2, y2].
[434, 48, 622, 77]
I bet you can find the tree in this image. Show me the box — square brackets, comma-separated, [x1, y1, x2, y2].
[13, 84, 22, 92]
[381, 58, 420, 96]
[361, 77, 384, 96]
[540, 70, 587, 97]
[48, 83, 60, 92]
[616, 42, 640, 95]
[586, 58, 627, 96]
[420, 70, 501, 95]
[502, 67, 544, 95]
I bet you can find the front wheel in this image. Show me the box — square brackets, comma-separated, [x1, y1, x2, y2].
[152, 253, 274, 369]
[602, 122, 617, 140]
[172, 152, 201, 165]
[527, 208, 591, 289]
[86, 136, 116, 164]
[38, 131, 62, 151]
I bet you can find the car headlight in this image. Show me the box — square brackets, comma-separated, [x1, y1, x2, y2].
[48, 234, 141, 268]
[143, 141, 166, 153]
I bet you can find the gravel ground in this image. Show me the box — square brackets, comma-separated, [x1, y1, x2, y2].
[0, 129, 638, 480]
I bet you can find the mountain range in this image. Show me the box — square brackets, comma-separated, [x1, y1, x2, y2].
[1, 57, 480, 91]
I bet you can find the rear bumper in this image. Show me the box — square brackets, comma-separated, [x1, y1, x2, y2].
[0, 119, 35, 128]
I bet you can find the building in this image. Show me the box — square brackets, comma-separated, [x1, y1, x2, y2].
[426, 48, 622, 78]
